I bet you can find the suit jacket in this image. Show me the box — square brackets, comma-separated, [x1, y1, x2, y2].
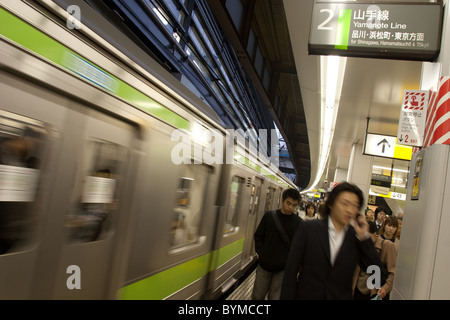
[280, 217, 381, 300]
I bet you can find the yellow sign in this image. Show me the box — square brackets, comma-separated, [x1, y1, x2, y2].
[412, 154, 423, 200]
[393, 143, 413, 161]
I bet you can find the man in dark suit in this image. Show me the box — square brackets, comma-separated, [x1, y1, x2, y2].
[280, 182, 382, 300]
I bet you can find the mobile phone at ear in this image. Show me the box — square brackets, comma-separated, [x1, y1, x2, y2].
[355, 213, 364, 226]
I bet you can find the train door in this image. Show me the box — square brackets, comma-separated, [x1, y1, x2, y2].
[118, 127, 222, 300]
[0, 66, 85, 299]
[242, 177, 263, 265]
[49, 109, 137, 299]
[208, 164, 250, 297]
[264, 186, 276, 212]
[0, 106, 59, 299]
[275, 187, 283, 209]
[0, 70, 139, 299]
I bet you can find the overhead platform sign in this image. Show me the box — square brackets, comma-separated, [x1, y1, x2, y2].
[364, 133, 412, 161]
[309, 2, 442, 61]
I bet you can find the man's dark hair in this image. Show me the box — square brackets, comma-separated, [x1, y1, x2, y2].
[367, 220, 377, 234]
[323, 182, 364, 217]
[282, 188, 300, 202]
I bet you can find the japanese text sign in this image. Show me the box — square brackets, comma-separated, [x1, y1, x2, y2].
[309, 2, 442, 61]
[397, 90, 429, 147]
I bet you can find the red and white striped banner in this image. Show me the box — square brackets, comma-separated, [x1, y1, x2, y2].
[413, 76, 450, 154]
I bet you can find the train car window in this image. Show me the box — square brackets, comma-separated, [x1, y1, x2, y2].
[223, 176, 244, 234]
[264, 187, 275, 212]
[65, 141, 128, 244]
[249, 185, 255, 213]
[249, 183, 261, 213]
[165, 0, 186, 25]
[0, 112, 49, 255]
[170, 164, 210, 248]
[276, 188, 281, 207]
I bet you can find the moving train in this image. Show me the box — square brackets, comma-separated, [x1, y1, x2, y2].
[0, 0, 296, 299]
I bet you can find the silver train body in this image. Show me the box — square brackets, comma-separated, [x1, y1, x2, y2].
[0, 0, 296, 299]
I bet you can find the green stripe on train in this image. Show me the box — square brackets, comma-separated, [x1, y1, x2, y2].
[0, 8, 190, 131]
[234, 153, 290, 188]
[118, 238, 245, 300]
[118, 253, 211, 300]
[209, 237, 245, 272]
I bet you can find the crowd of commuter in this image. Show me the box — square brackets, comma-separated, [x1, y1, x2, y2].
[252, 183, 401, 300]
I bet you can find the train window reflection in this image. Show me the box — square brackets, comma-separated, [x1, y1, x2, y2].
[265, 187, 275, 211]
[0, 112, 48, 255]
[249, 185, 255, 213]
[65, 140, 127, 244]
[276, 188, 281, 207]
[170, 164, 210, 248]
[223, 176, 244, 234]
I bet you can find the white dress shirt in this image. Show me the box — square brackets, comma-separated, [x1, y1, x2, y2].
[328, 216, 348, 266]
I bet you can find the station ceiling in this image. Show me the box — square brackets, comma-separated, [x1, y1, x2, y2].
[88, 0, 427, 190]
[208, 0, 311, 189]
[211, 0, 426, 190]
[283, 0, 424, 190]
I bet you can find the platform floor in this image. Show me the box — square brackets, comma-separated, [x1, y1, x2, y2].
[225, 269, 256, 300]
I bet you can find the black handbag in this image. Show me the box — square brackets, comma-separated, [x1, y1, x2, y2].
[271, 211, 290, 248]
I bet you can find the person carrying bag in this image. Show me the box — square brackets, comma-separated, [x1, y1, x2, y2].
[252, 188, 302, 300]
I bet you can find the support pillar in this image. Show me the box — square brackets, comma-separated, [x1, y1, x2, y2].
[346, 143, 373, 208]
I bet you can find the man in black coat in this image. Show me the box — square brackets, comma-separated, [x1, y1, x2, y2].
[280, 182, 382, 300]
[252, 188, 302, 300]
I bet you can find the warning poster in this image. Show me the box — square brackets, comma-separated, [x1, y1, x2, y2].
[397, 89, 429, 147]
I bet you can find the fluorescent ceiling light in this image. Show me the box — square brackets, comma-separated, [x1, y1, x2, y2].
[303, 55, 347, 193]
[372, 165, 409, 173]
